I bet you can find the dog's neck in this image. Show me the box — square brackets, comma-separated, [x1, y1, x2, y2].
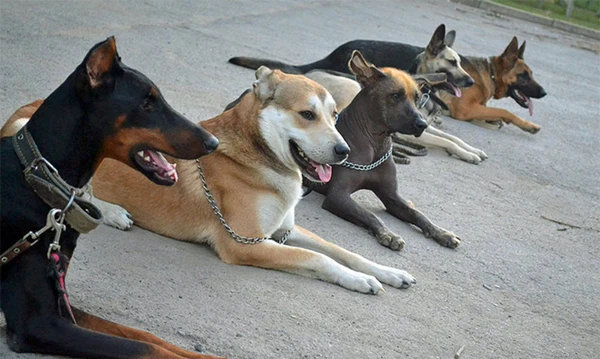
[202, 93, 291, 177]
[337, 92, 392, 157]
[488, 56, 506, 100]
[25, 71, 101, 188]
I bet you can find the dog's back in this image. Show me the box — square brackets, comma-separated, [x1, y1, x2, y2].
[229, 39, 423, 75]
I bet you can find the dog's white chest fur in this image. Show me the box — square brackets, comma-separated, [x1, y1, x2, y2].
[255, 167, 302, 235]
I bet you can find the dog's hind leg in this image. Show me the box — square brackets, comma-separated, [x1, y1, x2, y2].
[373, 186, 461, 249]
[72, 307, 224, 359]
[322, 190, 405, 250]
[2, 251, 220, 359]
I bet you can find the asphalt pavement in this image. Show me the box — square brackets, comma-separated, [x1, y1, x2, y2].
[1, 1, 599, 358]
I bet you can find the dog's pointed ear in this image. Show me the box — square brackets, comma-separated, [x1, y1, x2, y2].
[253, 66, 279, 101]
[412, 73, 448, 87]
[426, 24, 446, 56]
[444, 30, 456, 47]
[85, 36, 119, 89]
[517, 40, 526, 59]
[347, 50, 385, 87]
[500, 37, 519, 66]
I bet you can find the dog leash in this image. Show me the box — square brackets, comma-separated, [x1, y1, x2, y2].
[195, 159, 291, 245]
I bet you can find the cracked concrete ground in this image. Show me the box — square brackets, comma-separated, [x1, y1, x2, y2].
[1, 1, 598, 358]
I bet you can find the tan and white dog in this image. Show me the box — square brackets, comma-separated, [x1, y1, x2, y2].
[86, 67, 416, 294]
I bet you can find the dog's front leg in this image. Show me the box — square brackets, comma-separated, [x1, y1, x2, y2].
[405, 130, 483, 164]
[425, 126, 488, 161]
[373, 186, 461, 249]
[454, 103, 541, 134]
[215, 233, 384, 294]
[285, 225, 415, 289]
[322, 191, 406, 250]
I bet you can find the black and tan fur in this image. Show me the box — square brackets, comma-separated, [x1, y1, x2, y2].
[443, 37, 547, 133]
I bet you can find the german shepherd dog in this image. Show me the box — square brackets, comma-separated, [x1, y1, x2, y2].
[87, 66, 418, 294]
[442, 37, 547, 133]
[1, 37, 224, 359]
[229, 24, 474, 93]
[307, 51, 461, 250]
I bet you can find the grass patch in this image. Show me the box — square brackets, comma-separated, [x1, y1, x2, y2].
[490, 0, 600, 30]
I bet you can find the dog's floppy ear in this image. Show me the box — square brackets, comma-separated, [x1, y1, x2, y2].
[500, 37, 520, 67]
[85, 36, 119, 89]
[444, 30, 456, 48]
[253, 66, 279, 101]
[426, 24, 446, 56]
[347, 50, 385, 87]
[517, 40, 526, 59]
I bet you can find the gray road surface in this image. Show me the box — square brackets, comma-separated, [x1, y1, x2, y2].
[1, 1, 599, 358]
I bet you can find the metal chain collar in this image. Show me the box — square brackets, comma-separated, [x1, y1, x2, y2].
[195, 159, 291, 245]
[341, 146, 393, 171]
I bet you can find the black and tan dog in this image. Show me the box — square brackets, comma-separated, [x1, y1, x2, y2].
[0, 37, 223, 359]
[229, 24, 474, 93]
[308, 52, 461, 250]
[442, 37, 547, 133]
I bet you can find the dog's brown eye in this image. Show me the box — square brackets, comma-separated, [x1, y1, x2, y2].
[391, 93, 401, 99]
[448, 59, 458, 66]
[300, 111, 315, 121]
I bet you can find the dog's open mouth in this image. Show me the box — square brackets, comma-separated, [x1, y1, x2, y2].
[510, 88, 533, 116]
[442, 81, 462, 98]
[289, 140, 333, 183]
[133, 150, 178, 186]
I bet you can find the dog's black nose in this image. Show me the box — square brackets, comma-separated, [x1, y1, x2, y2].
[465, 76, 475, 87]
[538, 87, 547, 98]
[414, 117, 428, 130]
[204, 136, 219, 153]
[334, 143, 350, 156]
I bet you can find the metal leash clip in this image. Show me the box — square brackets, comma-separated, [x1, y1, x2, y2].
[46, 191, 75, 258]
[46, 209, 66, 258]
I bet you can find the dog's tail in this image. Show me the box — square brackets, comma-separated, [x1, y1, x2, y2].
[228, 56, 304, 74]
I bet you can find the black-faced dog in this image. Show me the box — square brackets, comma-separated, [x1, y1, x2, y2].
[0, 37, 223, 359]
[309, 51, 461, 250]
[229, 24, 474, 92]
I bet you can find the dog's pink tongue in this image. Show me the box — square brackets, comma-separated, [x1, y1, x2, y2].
[527, 97, 533, 116]
[311, 162, 332, 182]
[148, 150, 178, 182]
[450, 83, 462, 98]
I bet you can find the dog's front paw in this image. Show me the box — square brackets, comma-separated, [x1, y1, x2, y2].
[523, 123, 541, 134]
[474, 148, 488, 160]
[340, 271, 384, 294]
[427, 228, 461, 248]
[375, 266, 416, 289]
[423, 226, 461, 248]
[93, 198, 133, 231]
[375, 229, 405, 251]
[456, 151, 481, 165]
